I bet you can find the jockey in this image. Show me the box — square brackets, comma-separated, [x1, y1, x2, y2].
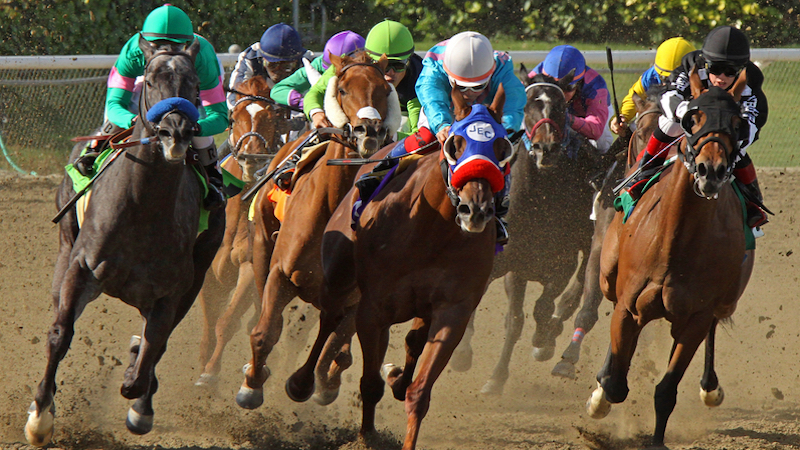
[76, 4, 228, 209]
[226, 23, 309, 109]
[271, 20, 422, 189]
[270, 30, 365, 110]
[412, 31, 526, 244]
[528, 45, 613, 156]
[303, 19, 423, 136]
[611, 37, 696, 135]
[621, 26, 769, 229]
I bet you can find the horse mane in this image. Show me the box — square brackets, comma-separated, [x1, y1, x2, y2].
[237, 76, 271, 97]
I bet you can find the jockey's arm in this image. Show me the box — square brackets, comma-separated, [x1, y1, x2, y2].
[570, 94, 609, 141]
[226, 46, 256, 109]
[492, 55, 526, 132]
[405, 97, 422, 135]
[105, 36, 145, 129]
[415, 66, 455, 137]
[271, 60, 318, 108]
[303, 65, 336, 124]
[195, 39, 228, 137]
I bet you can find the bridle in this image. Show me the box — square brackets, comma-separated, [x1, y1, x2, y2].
[138, 50, 201, 138]
[521, 82, 576, 157]
[228, 91, 288, 163]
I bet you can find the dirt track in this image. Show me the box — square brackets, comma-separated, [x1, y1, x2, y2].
[2, 168, 800, 450]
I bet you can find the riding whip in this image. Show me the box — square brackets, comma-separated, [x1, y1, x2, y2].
[52, 147, 128, 224]
[612, 134, 684, 196]
[605, 47, 623, 129]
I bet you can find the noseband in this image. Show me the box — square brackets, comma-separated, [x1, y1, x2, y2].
[522, 82, 573, 155]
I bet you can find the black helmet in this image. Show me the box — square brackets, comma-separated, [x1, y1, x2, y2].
[702, 26, 750, 68]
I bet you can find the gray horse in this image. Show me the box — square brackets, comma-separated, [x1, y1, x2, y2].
[25, 35, 225, 446]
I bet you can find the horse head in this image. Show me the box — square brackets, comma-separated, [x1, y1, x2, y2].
[138, 34, 201, 163]
[229, 77, 292, 182]
[628, 84, 666, 167]
[325, 51, 401, 157]
[679, 66, 746, 198]
[520, 69, 577, 169]
[442, 83, 514, 233]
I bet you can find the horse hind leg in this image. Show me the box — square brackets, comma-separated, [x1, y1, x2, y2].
[531, 278, 570, 362]
[699, 319, 724, 407]
[310, 305, 357, 406]
[480, 272, 526, 395]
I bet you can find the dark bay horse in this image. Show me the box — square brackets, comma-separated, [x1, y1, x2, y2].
[586, 69, 753, 447]
[456, 70, 599, 394]
[288, 85, 514, 450]
[196, 76, 292, 387]
[235, 50, 401, 409]
[549, 83, 668, 379]
[25, 36, 225, 446]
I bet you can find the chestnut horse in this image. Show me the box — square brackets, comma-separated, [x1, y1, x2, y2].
[25, 36, 225, 446]
[548, 83, 668, 379]
[195, 76, 292, 387]
[235, 50, 401, 409]
[288, 85, 514, 450]
[455, 71, 598, 393]
[586, 69, 753, 447]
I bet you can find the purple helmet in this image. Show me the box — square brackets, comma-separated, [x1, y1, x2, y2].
[322, 31, 366, 69]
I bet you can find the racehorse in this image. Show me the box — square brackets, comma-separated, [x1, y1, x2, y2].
[549, 83, 667, 379]
[195, 76, 292, 387]
[25, 36, 225, 446]
[287, 84, 514, 450]
[235, 50, 401, 409]
[456, 70, 599, 394]
[586, 68, 753, 447]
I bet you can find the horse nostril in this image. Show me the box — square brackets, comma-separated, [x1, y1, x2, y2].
[457, 204, 471, 216]
[697, 162, 708, 177]
[716, 165, 726, 180]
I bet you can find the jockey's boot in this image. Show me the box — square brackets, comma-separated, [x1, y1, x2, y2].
[620, 132, 672, 200]
[203, 163, 226, 211]
[354, 158, 396, 201]
[734, 163, 769, 229]
[75, 151, 101, 177]
[272, 151, 302, 191]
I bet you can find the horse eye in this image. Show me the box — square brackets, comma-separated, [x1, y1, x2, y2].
[338, 88, 346, 96]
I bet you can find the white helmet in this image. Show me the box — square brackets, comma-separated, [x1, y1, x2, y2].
[443, 31, 496, 87]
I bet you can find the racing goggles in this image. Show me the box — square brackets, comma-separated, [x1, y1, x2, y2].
[705, 61, 742, 78]
[455, 81, 490, 93]
[386, 59, 408, 73]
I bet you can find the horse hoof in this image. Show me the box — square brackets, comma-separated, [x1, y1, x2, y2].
[531, 345, 555, 362]
[129, 335, 141, 350]
[479, 379, 504, 396]
[551, 359, 577, 379]
[586, 383, 612, 419]
[125, 407, 153, 435]
[700, 385, 725, 407]
[25, 402, 54, 447]
[560, 341, 581, 365]
[236, 384, 264, 409]
[311, 386, 340, 406]
[449, 348, 473, 372]
[380, 363, 402, 381]
[285, 376, 314, 403]
[194, 372, 217, 387]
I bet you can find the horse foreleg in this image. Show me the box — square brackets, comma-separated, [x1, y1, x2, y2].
[383, 317, 430, 401]
[653, 313, 715, 446]
[480, 272, 526, 395]
[26, 261, 99, 447]
[310, 305, 357, 405]
[531, 278, 569, 362]
[356, 305, 391, 437]
[237, 268, 296, 409]
[699, 319, 724, 407]
[402, 303, 473, 450]
[197, 262, 257, 386]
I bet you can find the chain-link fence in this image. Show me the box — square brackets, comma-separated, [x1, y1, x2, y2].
[0, 51, 797, 176]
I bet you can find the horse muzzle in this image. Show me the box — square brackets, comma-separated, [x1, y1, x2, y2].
[161, 138, 190, 163]
[454, 196, 494, 234]
[352, 120, 387, 158]
[693, 160, 729, 198]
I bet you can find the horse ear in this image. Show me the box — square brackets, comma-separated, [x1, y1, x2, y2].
[489, 83, 505, 124]
[330, 53, 344, 73]
[731, 66, 748, 102]
[561, 69, 575, 88]
[689, 65, 704, 99]
[519, 63, 531, 85]
[138, 33, 159, 61]
[183, 37, 200, 64]
[451, 84, 470, 122]
[376, 54, 389, 74]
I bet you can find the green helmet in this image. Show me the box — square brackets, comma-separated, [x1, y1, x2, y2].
[141, 5, 194, 43]
[364, 20, 414, 62]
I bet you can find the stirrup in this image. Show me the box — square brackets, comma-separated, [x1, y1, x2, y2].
[496, 217, 509, 246]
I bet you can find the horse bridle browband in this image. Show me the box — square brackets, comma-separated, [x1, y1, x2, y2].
[229, 93, 286, 161]
[524, 82, 568, 146]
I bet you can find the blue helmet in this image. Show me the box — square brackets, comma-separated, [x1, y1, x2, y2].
[541, 45, 586, 84]
[259, 23, 306, 62]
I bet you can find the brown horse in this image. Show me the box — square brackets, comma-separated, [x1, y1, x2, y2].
[288, 85, 513, 450]
[548, 83, 668, 379]
[195, 76, 292, 387]
[234, 50, 401, 409]
[25, 36, 225, 446]
[586, 69, 754, 447]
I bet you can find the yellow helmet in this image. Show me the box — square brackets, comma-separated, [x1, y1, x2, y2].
[654, 37, 696, 77]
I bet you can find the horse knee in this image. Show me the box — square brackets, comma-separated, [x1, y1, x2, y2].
[360, 375, 385, 406]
